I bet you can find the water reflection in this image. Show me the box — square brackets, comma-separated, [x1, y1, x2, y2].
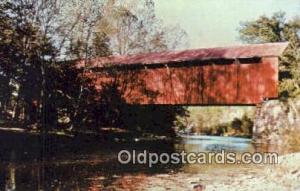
[178, 137, 252, 152]
[5, 164, 16, 191]
[174, 137, 253, 174]
[0, 133, 299, 190]
[0, 131, 179, 190]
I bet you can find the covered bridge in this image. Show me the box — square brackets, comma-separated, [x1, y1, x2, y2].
[77, 42, 288, 105]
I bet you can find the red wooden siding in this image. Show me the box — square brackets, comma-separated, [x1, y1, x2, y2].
[79, 43, 287, 105]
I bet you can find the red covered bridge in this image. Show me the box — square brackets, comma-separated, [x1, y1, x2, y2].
[77, 42, 288, 105]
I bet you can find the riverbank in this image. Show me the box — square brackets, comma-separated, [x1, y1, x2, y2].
[205, 152, 300, 191]
[112, 152, 300, 191]
[0, 125, 174, 143]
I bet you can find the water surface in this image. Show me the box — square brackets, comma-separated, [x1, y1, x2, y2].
[0, 131, 298, 190]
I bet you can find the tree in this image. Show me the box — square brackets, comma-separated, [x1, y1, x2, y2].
[62, 1, 99, 58]
[0, 2, 15, 115]
[239, 12, 300, 98]
[0, 0, 188, 136]
[0, 1, 60, 128]
[94, 0, 187, 55]
[0, 0, 112, 130]
[92, 31, 112, 57]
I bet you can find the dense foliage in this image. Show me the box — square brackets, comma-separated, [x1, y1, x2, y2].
[239, 12, 300, 98]
[0, 0, 187, 136]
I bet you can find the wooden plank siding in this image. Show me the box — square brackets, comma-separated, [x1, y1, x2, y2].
[78, 43, 287, 105]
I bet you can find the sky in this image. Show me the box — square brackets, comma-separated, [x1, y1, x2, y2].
[153, 0, 300, 49]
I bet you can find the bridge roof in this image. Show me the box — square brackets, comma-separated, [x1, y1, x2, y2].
[77, 42, 288, 68]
